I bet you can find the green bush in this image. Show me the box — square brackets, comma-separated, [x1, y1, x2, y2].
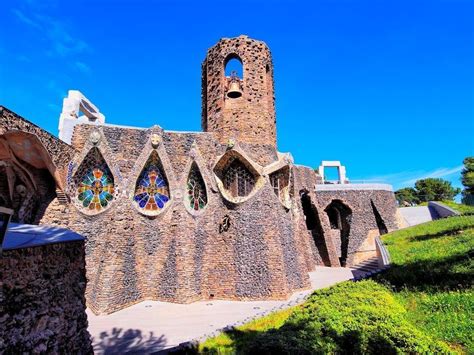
[242, 281, 452, 354]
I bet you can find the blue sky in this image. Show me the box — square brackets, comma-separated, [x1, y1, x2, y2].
[1, 0, 473, 192]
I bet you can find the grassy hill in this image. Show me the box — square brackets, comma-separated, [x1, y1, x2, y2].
[197, 216, 474, 354]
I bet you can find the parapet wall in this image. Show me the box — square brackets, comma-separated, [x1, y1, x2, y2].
[0, 240, 91, 353]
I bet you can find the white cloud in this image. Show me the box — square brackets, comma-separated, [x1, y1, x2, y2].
[12, 8, 90, 57]
[74, 61, 91, 74]
[361, 165, 463, 190]
[402, 166, 463, 185]
[11, 9, 42, 29]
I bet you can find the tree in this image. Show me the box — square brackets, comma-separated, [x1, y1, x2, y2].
[414, 178, 461, 202]
[395, 187, 419, 206]
[461, 157, 474, 204]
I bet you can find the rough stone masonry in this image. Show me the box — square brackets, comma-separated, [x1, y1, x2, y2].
[0, 35, 399, 315]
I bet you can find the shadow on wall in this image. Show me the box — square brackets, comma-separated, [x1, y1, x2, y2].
[299, 190, 331, 266]
[324, 200, 352, 267]
[92, 328, 167, 354]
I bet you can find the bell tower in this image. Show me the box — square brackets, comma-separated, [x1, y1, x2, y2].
[201, 35, 276, 148]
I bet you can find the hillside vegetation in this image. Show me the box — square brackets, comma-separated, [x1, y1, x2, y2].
[198, 216, 474, 354]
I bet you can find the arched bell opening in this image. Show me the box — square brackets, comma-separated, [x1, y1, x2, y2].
[325, 200, 352, 267]
[299, 190, 331, 266]
[224, 54, 243, 99]
[73, 147, 116, 215]
[133, 150, 170, 216]
[186, 162, 208, 213]
[0, 131, 59, 224]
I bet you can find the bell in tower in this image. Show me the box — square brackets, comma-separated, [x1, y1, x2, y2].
[201, 35, 277, 148]
[226, 71, 242, 99]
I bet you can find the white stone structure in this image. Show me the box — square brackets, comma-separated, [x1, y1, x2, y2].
[318, 160, 348, 184]
[58, 90, 105, 144]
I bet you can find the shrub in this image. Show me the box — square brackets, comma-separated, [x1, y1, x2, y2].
[242, 281, 452, 354]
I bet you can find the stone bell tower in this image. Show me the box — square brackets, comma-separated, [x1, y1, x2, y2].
[201, 35, 277, 148]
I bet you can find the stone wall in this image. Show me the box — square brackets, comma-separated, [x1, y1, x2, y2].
[0, 241, 91, 353]
[292, 166, 398, 267]
[41, 123, 311, 314]
[313, 188, 398, 266]
[202, 35, 276, 148]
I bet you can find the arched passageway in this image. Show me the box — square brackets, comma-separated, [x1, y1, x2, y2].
[325, 200, 352, 266]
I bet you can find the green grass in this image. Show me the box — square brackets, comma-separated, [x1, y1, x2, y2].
[198, 307, 295, 353]
[418, 201, 474, 215]
[198, 216, 474, 354]
[438, 200, 474, 215]
[377, 216, 474, 352]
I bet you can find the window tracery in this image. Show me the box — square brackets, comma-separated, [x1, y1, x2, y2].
[187, 163, 207, 211]
[75, 148, 114, 213]
[133, 152, 170, 212]
[223, 159, 255, 197]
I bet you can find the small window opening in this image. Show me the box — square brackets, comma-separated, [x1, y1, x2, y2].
[223, 160, 255, 197]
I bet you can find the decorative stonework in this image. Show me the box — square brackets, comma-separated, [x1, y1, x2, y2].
[74, 148, 115, 214]
[2, 36, 400, 315]
[68, 130, 119, 216]
[133, 151, 170, 214]
[127, 129, 176, 217]
[213, 144, 265, 204]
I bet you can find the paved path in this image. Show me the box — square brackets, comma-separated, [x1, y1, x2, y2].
[88, 267, 356, 353]
[398, 206, 439, 227]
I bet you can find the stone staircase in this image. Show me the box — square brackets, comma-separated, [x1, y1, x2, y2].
[350, 256, 382, 277]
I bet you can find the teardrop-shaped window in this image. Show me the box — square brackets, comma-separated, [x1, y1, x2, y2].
[133, 151, 170, 213]
[187, 162, 207, 211]
[74, 147, 115, 213]
[223, 159, 255, 197]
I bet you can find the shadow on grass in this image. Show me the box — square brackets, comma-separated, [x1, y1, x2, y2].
[375, 249, 473, 292]
[92, 328, 167, 354]
[195, 324, 400, 355]
[411, 228, 467, 242]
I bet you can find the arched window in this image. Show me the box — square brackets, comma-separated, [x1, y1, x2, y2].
[224, 55, 243, 79]
[223, 159, 255, 197]
[74, 147, 115, 213]
[187, 162, 207, 211]
[133, 151, 170, 213]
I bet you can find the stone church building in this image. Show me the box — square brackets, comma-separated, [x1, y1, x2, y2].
[0, 35, 398, 314]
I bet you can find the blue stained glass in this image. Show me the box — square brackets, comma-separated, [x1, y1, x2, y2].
[134, 153, 170, 213]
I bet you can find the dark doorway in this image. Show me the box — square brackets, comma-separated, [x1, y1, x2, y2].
[325, 200, 352, 266]
[300, 190, 331, 266]
[371, 200, 388, 235]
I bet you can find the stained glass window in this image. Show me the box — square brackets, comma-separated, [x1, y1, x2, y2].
[134, 152, 170, 212]
[223, 159, 255, 197]
[74, 148, 115, 213]
[187, 163, 207, 211]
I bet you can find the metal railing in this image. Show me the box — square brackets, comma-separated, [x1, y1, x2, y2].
[375, 235, 391, 267]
